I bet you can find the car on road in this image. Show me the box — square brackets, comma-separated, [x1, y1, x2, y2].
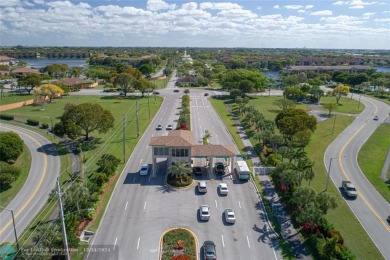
[198, 181, 207, 193]
[193, 167, 202, 175]
[153, 91, 160, 95]
[139, 164, 149, 176]
[166, 124, 173, 130]
[156, 124, 163, 130]
[199, 205, 210, 221]
[204, 93, 209, 96]
[218, 183, 228, 195]
[173, 89, 180, 92]
[224, 209, 236, 224]
[214, 162, 226, 175]
[387, 215, 390, 225]
[203, 240, 216, 260]
[342, 181, 358, 198]
[374, 115, 379, 121]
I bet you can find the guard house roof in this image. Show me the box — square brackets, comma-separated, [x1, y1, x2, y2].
[149, 130, 237, 157]
[149, 130, 194, 147]
[191, 145, 236, 157]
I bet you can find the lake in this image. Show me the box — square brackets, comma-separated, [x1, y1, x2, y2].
[21, 58, 87, 69]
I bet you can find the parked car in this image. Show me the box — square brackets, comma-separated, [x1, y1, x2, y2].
[193, 167, 202, 175]
[342, 181, 358, 198]
[173, 89, 180, 92]
[153, 91, 160, 95]
[218, 183, 228, 195]
[198, 181, 207, 193]
[199, 205, 210, 221]
[224, 209, 236, 224]
[374, 115, 379, 121]
[203, 241, 217, 260]
[166, 124, 173, 130]
[204, 93, 209, 96]
[214, 162, 225, 175]
[139, 164, 149, 176]
[156, 124, 163, 130]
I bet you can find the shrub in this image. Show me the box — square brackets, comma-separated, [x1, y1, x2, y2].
[0, 132, 24, 162]
[326, 230, 344, 245]
[41, 122, 49, 129]
[97, 154, 120, 175]
[0, 161, 21, 190]
[167, 173, 192, 187]
[171, 255, 191, 260]
[0, 114, 14, 120]
[27, 119, 39, 126]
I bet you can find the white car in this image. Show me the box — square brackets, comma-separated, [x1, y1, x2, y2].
[224, 209, 236, 224]
[199, 205, 210, 221]
[198, 181, 207, 193]
[166, 124, 173, 130]
[139, 164, 149, 175]
[218, 183, 229, 195]
[156, 124, 163, 130]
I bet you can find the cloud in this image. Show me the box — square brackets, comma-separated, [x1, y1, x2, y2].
[305, 5, 314, 9]
[332, 0, 378, 9]
[0, 0, 21, 7]
[311, 10, 333, 16]
[298, 10, 305, 14]
[285, 5, 303, 10]
[146, 0, 176, 12]
[274, 5, 280, 9]
[200, 2, 242, 10]
[374, 18, 390, 22]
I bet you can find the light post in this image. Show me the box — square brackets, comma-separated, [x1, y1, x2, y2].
[331, 114, 337, 134]
[43, 116, 54, 137]
[325, 156, 345, 191]
[0, 206, 20, 252]
[358, 94, 362, 109]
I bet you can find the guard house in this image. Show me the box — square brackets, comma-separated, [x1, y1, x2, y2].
[149, 130, 237, 176]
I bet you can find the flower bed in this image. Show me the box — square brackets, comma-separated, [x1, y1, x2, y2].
[167, 173, 193, 187]
[162, 228, 196, 260]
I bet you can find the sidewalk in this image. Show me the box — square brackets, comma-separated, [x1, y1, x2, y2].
[225, 104, 311, 259]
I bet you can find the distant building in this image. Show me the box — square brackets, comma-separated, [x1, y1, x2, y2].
[283, 65, 373, 74]
[0, 55, 16, 66]
[53, 77, 97, 89]
[12, 67, 40, 77]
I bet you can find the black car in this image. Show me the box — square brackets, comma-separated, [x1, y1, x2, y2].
[214, 162, 225, 175]
[193, 167, 202, 175]
[203, 241, 216, 260]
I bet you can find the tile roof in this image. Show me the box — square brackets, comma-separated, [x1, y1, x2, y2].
[12, 68, 40, 74]
[149, 130, 194, 147]
[191, 145, 236, 157]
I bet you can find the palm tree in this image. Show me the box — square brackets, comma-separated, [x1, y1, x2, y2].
[169, 160, 191, 184]
[203, 130, 212, 144]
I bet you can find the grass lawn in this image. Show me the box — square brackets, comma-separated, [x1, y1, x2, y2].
[318, 96, 365, 114]
[4, 94, 163, 255]
[245, 96, 310, 120]
[0, 143, 31, 208]
[211, 96, 382, 259]
[358, 124, 390, 203]
[0, 93, 36, 105]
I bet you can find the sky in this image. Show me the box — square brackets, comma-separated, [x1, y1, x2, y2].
[0, 0, 389, 49]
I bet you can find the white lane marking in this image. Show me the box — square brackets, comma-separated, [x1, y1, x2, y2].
[137, 237, 140, 250]
[221, 235, 225, 247]
[215, 200, 218, 208]
[144, 201, 147, 210]
[238, 201, 241, 209]
[114, 237, 117, 250]
[246, 236, 250, 248]
[140, 159, 143, 164]
[125, 201, 128, 210]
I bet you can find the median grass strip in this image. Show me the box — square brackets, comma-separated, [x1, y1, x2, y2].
[162, 228, 196, 260]
[358, 124, 390, 203]
[0, 143, 31, 208]
[211, 95, 383, 259]
[3, 94, 163, 258]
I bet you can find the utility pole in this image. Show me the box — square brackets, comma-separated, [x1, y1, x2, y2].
[123, 114, 126, 163]
[148, 90, 150, 119]
[358, 94, 362, 109]
[0, 206, 19, 252]
[57, 178, 70, 260]
[136, 98, 140, 138]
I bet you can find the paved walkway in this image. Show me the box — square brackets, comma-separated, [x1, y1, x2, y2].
[225, 103, 311, 259]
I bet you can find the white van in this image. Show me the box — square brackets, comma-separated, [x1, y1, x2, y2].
[235, 161, 251, 181]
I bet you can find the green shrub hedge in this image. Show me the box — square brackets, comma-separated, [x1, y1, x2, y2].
[0, 114, 14, 120]
[27, 119, 39, 126]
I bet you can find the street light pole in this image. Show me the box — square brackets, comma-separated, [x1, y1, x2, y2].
[0, 206, 19, 252]
[332, 114, 337, 134]
[358, 94, 362, 109]
[325, 156, 345, 191]
[57, 178, 70, 260]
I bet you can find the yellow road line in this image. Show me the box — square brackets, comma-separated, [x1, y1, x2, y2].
[338, 124, 390, 232]
[0, 128, 48, 235]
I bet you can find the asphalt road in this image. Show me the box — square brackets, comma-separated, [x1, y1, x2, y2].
[88, 74, 281, 259]
[324, 94, 390, 258]
[0, 124, 60, 245]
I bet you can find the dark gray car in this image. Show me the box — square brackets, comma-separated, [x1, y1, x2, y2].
[203, 240, 216, 260]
